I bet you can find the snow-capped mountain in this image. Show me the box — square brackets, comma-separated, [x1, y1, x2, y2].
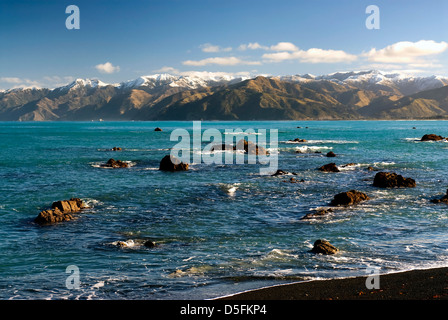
[54, 78, 109, 92]
[117, 72, 252, 91]
[3, 69, 448, 121]
[277, 70, 448, 96]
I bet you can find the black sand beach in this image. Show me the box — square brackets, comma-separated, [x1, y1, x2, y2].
[218, 267, 448, 300]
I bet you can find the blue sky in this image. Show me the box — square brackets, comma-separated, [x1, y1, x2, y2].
[1, 0, 448, 89]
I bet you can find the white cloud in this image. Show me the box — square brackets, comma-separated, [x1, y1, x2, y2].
[238, 42, 269, 51]
[238, 41, 299, 52]
[0, 77, 43, 89]
[363, 40, 448, 63]
[0, 77, 23, 84]
[200, 43, 232, 53]
[262, 48, 357, 64]
[183, 56, 261, 66]
[95, 62, 120, 74]
[153, 66, 181, 74]
[269, 42, 299, 52]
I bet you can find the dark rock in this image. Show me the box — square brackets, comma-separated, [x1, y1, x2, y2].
[373, 172, 416, 188]
[366, 166, 378, 171]
[421, 134, 445, 141]
[318, 163, 340, 172]
[431, 189, 448, 203]
[236, 139, 269, 155]
[159, 155, 189, 171]
[330, 190, 369, 206]
[154, 127, 162, 131]
[301, 208, 333, 220]
[310, 239, 338, 255]
[340, 163, 357, 168]
[271, 169, 297, 176]
[326, 151, 336, 157]
[144, 240, 157, 248]
[35, 198, 85, 225]
[289, 138, 307, 142]
[101, 158, 129, 168]
[283, 177, 304, 183]
[111, 147, 122, 151]
[210, 144, 235, 152]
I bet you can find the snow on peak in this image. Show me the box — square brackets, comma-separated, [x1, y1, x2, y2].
[61, 78, 109, 91]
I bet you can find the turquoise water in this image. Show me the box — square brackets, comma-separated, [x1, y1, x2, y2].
[1, 120, 448, 300]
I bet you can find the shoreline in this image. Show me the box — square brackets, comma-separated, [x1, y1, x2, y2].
[215, 267, 448, 300]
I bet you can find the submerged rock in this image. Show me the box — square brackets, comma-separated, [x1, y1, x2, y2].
[236, 139, 269, 155]
[101, 158, 129, 168]
[35, 198, 86, 225]
[318, 163, 340, 172]
[421, 134, 445, 141]
[210, 139, 268, 155]
[210, 143, 235, 152]
[310, 240, 338, 255]
[159, 155, 189, 171]
[271, 169, 297, 176]
[373, 172, 416, 188]
[289, 138, 307, 142]
[283, 177, 305, 183]
[431, 189, 448, 204]
[111, 147, 122, 151]
[330, 190, 369, 206]
[301, 208, 333, 220]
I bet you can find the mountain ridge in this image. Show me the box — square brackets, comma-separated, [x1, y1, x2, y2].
[2, 70, 448, 121]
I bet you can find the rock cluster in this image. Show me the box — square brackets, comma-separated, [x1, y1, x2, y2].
[373, 172, 416, 188]
[421, 134, 445, 141]
[211, 139, 268, 155]
[34, 198, 86, 225]
[101, 158, 129, 168]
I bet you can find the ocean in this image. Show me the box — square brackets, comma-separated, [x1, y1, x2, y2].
[1, 120, 448, 300]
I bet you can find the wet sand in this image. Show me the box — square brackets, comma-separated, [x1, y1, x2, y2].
[218, 267, 448, 300]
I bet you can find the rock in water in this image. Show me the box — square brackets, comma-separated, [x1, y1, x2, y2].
[318, 163, 340, 172]
[154, 127, 162, 131]
[301, 208, 333, 220]
[144, 240, 157, 248]
[101, 158, 129, 168]
[235, 139, 268, 155]
[326, 151, 336, 157]
[271, 169, 297, 176]
[159, 155, 189, 171]
[373, 172, 416, 188]
[310, 240, 338, 255]
[421, 134, 445, 141]
[111, 147, 122, 151]
[35, 198, 86, 225]
[289, 138, 307, 142]
[330, 190, 369, 206]
[431, 189, 448, 203]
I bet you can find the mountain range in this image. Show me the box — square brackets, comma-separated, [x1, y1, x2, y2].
[2, 70, 448, 121]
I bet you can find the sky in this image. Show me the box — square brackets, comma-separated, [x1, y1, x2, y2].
[1, 0, 448, 90]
